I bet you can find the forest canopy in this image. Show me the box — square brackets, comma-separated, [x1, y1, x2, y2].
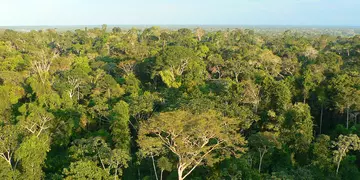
[0, 26, 360, 180]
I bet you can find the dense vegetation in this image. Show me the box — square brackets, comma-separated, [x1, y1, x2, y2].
[0, 25, 360, 180]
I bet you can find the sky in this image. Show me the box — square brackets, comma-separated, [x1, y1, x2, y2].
[0, 0, 359, 26]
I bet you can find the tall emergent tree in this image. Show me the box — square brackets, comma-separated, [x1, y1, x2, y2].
[138, 110, 247, 180]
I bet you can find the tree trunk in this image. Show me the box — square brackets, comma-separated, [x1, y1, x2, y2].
[160, 170, 164, 180]
[320, 105, 323, 134]
[355, 113, 358, 125]
[346, 106, 350, 129]
[114, 162, 118, 180]
[234, 72, 239, 82]
[258, 152, 263, 173]
[151, 153, 159, 180]
[138, 168, 141, 180]
[303, 93, 306, 104]
[77, 86, 80, 101]
[258, 148, 267, 173]
[178, 167, 184, 180]
[336, 158, 342, 176]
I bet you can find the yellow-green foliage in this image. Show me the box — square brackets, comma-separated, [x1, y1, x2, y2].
[159, 70, 181, 88]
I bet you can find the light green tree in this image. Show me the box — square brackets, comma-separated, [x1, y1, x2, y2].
[248, 132, 280, 173]
[0, 125, 20, 170]
[138, 110, 247, 180]
[312, 135, 333, 172]
[64, 160, 110, 180]
[332, 134, 360, 176]
[157, 157, 172, 180]
[15, 134, 51, 180]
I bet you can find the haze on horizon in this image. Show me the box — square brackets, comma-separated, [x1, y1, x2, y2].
[0, 0, 359, 26]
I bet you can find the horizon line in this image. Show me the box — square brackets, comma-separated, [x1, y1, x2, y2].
[1, 24, 360, 27]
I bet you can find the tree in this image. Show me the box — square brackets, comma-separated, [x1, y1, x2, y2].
[312, 135, 333, 172]
[63, 160, 110, 179]
[68, 137, 131, 179]
[30, 50, 58, 84]
[153, 46, 205, 88]
[17, 103, 54, 137]
[194, 28, 205, 41]
[0, 41, 24, 71]
[282, 103, 313, 153]
[225, 58, 253, 82]
[157, 157, 172, 180]
[315, 86, 329, 134]
[302, 64, 325, 103]
[280, 55, 300, 77]
[332, 134, 360, 176]
[138, 110, 247, 180]
[110, 101, 131, 150]
[109, 149, 131, 180]
[124, 28, 140, 46]
[248, 132, 280, 173]
[15, 134, 51, 180]
[123, 73, 141, 97]
[315, 52, 343, 75]
[129, 91, 161, 122]
[118, 59, 137, 76]
[254, 49, 282, 77]
[54, 67, 89, 101]
[160, 31, 172, 49]
[0, 84, 25, 122]
[0, 125, 20, 169]
[240, 80, 260, 112]
[141, 26, 161, 43]
[206, 54, 225, 79]
[330, 74, 360, 129]
[261, 78, 292, 114]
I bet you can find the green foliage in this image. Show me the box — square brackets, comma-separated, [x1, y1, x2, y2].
[0, 84, 24, 120]
[249, 131, 280, 173]
[157, 157, 172, 172]
[154, 46, 206, 89]
[0, 125, 20, 169]
[330, 74, 360, 112]
[138, 110, 247, 179]
[17, 103, 54, 136]
[209, 157, 261, 180]
[110, 101, 131, 149]
[282, 103, 314, 153]
[129, 91, 161, 121]
[332, 134, 360, 175]
[311, 135, 333, 171]
[63, 160, 110, 180]
[123, 73, 141, 96]
[0, 27, 360, 179]
[15, 135, 51, 180]
[0, 160, 20, 179]
[159, 70, 182, 88]
[261, 78, 292, 114]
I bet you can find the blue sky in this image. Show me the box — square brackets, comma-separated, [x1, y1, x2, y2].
[0, 0, 359, 26]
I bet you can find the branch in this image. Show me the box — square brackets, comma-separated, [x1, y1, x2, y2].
[182, 142, 222, 179]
